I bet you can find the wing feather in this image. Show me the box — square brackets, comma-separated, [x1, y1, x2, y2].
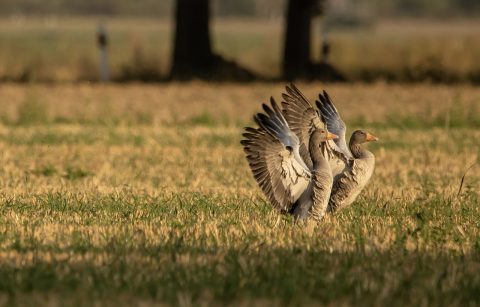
[281, 84, 324, 169]
[316, 90, 353, 160]
[281, 84, 350, 176]
[242, 98, 311, 211]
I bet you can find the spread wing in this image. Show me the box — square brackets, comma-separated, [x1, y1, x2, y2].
[281, 83, 325, 170]
[281, 84, 350, 176]
[316, 91, 353, 161]
[241, 97, 311, 212]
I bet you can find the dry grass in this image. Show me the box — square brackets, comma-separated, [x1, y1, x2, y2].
[0, 82, 479, 306]
[2, 82, 479, 124]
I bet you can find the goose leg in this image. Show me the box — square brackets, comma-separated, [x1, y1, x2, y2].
[290, 185, 313, 222]
[292, 200, 312, 222]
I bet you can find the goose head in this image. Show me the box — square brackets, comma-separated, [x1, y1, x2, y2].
[309, 129, 338, 162]
[350, 130, 378, 145]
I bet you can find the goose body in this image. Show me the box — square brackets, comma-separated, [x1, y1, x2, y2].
[241, 98, 337, 222]
[327, 151, 375, 212]
[281, 84, 378, 213]
[290, 131, 335, 221]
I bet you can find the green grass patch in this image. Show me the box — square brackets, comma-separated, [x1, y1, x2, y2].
[0, 192, 479, 305]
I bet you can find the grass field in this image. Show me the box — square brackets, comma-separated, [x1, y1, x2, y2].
[0, 82, 479, 306]
[1, 17, 480, 82]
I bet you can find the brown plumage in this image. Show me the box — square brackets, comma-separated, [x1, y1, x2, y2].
[282, 84, 350, 176]
[241, 97, 337, 221]
[281, 84, 378, 213]
[326, 130, 377, 212]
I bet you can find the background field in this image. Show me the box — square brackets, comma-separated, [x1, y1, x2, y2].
[1, 18, 480, 82]
[0, 82, 479, 305]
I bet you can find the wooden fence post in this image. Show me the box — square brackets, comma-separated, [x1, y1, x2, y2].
[97, 23, 110, 82]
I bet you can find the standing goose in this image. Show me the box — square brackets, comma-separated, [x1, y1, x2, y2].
[241, 97, 338, 221]
[316, 92, 378, 212]
[281, 84, 378, 213]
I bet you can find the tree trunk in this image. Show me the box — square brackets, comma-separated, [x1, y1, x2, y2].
[170, 0, 214, 79]
[170, 0, 255, 81]
[283, 0, 315, 80]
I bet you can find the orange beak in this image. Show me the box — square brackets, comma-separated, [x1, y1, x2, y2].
[365, 132, 379, 142]
[326, 132, 338, 140]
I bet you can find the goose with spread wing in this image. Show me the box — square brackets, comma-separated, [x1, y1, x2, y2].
[241, 97, 338, 221]
[281, 84, 378, 213]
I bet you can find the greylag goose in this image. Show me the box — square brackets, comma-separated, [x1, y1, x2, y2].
[281, 84, 378, 213]
[241, 97, 338, 221]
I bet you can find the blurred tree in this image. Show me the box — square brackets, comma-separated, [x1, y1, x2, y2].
[214, 0, 256, 16]
[170, 0, 212, 79]
[283, 0, 344, 80]
[283, 0, 317, 79]
[170, 0, 254, 80]
[1, 0, 479, 17]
